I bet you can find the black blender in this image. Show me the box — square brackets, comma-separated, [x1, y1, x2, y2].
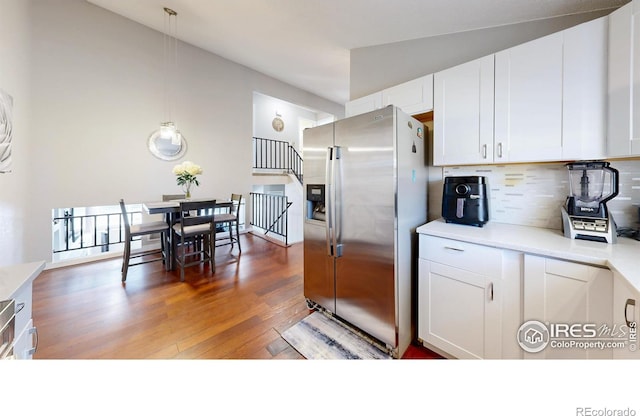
[561, 161, 619, 243]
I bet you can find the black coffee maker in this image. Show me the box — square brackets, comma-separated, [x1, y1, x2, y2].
[442, 176, 489, 227]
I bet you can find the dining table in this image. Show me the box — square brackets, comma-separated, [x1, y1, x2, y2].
[143, 198, 233, 271]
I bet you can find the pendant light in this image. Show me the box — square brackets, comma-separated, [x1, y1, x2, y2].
[160, 7, 181, 146]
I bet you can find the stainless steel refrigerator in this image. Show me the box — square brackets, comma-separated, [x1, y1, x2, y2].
[303, 105, 428, 358]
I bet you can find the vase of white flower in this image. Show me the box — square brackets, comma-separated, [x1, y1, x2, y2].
[172, 161, 202, 199]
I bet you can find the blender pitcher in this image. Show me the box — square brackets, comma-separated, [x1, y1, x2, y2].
[565, 161, 619, 218]
[562, 161, 619, 244]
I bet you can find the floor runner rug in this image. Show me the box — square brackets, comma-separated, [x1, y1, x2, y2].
[281, 312, 391, 359]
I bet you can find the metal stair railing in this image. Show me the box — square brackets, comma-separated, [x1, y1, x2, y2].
[250, 192, 292, 246]
[252, 137, 303, 184]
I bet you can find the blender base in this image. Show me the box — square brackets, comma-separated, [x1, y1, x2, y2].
[561, 207, 617, 244]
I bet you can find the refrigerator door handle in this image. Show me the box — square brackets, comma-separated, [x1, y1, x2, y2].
[325, 147, 333, 257]
[334, 146, 343, 257]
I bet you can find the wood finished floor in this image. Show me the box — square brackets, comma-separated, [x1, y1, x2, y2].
[32, 234, 440, 359]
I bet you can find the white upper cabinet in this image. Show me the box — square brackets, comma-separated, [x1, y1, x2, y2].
[562, 16, 608, 160]
[495, 32, 564, 163]
[381, 74, 433, 115]
[608, 1, 640, 157]
[433, 55, 494, 166]
[345, 74, 433, 118]
[433, 16, 608, 166]
[344, 92, 383, 118]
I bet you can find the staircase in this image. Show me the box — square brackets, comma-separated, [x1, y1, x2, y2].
[251, 137, 304, 245]
[252, 137, 302, 184]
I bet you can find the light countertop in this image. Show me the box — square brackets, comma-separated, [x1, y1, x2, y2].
[0, 261, 45, 300]
[417, 219, 640, 292]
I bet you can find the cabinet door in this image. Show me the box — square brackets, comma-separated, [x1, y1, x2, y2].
[612, 272, 640, 358]
[524, 255, 613, 359]
[12, 319, 36, 359]
[418, 259, 501, 359]
[495, 32, 563, 162]
[608, 2, 640, 157]
[13, 282, 32, 340]
[632, 2, 640, 155]
[562, 16, 607, 160]
[608, 2, 633, 157]
[344, 92, 382, 117]
[433, 55, 494, 166]
[382, 74, 433, 115]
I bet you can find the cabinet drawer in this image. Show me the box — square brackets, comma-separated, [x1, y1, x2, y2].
[419, 235, 502, 276]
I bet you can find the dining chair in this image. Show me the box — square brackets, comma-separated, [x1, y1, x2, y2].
[172, 200, 217, 282]
[119, 199, 170, 282]
[214, 193, 242, 252]
[157, 194, 187, 253]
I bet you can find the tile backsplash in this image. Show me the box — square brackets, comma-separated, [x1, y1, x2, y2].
[433, 160, 640, 231]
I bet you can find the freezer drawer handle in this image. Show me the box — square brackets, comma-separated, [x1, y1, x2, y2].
[625, 299, 636, 328]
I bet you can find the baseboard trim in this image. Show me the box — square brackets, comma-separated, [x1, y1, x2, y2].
[248, 230, 291, 247]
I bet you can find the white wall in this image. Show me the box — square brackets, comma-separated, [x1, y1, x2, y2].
[3, 0, 343, 266]
[253, 92, 331, 151]
[350, 9, 613, 99]
[0, 0, 31, 266]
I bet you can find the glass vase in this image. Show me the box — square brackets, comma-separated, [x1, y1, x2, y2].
[182, 183, 192, 199]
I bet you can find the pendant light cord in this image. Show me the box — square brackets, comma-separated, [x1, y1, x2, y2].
[163, 7, 178, 125]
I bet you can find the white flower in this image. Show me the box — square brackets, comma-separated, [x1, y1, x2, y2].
[173, 161, 202, 186]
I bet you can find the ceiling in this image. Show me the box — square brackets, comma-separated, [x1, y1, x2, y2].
[86, 0, 627, 104]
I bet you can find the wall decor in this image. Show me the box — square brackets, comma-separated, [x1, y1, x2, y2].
[0, 88, 13, 173]
[272, 116, 284, 132]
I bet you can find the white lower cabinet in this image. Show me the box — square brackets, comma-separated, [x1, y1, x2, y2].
[13, 319, 36, 359]
[523, 254, 613, 359]
[417, 235, 521, 359]
[11, 281, 36, 359]
[416, 233, 635, 359]
[612, 272, 640, 358]
[418, 258, 501, 359]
